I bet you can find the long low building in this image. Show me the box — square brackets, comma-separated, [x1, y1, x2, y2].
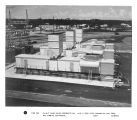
[15, 30, 116, 83]
[15, 53, 114, 78]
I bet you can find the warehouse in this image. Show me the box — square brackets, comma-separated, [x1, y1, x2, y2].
[15, 29, 115, 82]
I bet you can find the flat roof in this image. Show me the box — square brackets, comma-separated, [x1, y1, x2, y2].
[48, 32, 65, 35]
[75, 48, 104, 55]
[104, 49, 114, 52]
[40, 46, 49, 49]
[15, 54, 50, 60]
[101, 59, 114, 63]
[59, 56, 80, 61]
[105, 43, 114, 45]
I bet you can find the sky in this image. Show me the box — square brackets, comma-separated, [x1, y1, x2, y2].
[6, 5, 132, 20]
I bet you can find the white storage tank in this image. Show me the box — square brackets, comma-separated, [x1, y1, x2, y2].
[100, 59, 114, 75]
[103, 49, 114, 59]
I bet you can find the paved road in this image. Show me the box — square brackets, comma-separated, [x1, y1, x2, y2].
[6, 77, 131, 104]
[6, 90, 131, 107]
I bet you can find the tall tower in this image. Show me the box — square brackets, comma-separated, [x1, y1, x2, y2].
[8, 10, 11, 28]
[26, 9, 28, 25]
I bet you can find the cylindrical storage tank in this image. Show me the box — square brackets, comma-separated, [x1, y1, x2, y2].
[103, 49, 114, 59]
[100, 59, 114, 75]
[49, 60, 58, 71]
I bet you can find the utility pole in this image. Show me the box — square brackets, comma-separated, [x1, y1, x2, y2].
[26, 9, 28, 26]
[8, 10, 11, 27]
[8, 10, 12, 48]
[25, 9, 30, 46]
[53, 16, 54, 33]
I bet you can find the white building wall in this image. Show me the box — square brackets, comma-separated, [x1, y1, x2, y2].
[48, 35, 60, 41]
[49, 60, 58, 71]
[100, 62, 114, 75]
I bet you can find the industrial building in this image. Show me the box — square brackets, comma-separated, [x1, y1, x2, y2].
[15, 28, 117, 83]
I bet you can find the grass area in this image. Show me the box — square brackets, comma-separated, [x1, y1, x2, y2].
[118, 53, 132, 85]
[115, 37, 132, 51]
[6, 78, 131, 103]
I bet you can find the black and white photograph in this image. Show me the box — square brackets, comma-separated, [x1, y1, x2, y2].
[5, 5, 132, 107]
